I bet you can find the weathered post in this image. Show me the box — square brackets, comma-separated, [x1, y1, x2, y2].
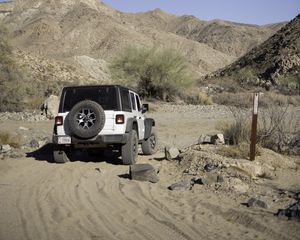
[250, 93, 259, 161]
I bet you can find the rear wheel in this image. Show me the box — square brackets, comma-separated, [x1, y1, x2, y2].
[142, 129, 158, 155]
[121, 130, 138, 165]
[53, 146, 71, 163]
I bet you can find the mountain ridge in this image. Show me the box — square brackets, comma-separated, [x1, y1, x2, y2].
[0, 0, 288, 89]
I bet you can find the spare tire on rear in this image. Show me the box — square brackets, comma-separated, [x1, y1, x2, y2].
[67, 100, 105, 139]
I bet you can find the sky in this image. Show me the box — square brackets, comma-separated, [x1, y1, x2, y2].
[102, 0, 300, 25]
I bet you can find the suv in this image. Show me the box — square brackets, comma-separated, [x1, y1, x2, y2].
[52, 85, 157, 165]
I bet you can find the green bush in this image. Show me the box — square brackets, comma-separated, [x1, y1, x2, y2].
[110, 46, 195, 101]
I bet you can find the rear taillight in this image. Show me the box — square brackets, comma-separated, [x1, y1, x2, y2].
[55, 116, 63, 126]
[116, 114, 124, 124]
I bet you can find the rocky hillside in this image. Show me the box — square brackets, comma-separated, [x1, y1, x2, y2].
[123, 9, 285, 57]
[214, 14, 300, 92]
[0, 0, 285, 85]
[2, 0, 231, 78]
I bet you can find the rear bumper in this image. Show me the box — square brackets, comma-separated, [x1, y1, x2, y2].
[53, 133, 129, 145]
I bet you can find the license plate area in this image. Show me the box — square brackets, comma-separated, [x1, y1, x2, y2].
[58, 136, 71, 144]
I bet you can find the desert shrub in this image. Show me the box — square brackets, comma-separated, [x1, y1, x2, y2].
[183, 89, 213, 105]
[0, 24, 29, 111]
[219, 108, 251, 145]
[260, 92, 300, 107]
[219, 104, 300, 155]
[214, 92, 300, 108]
[110, 46, 195, 101]
[0, 131, 22, 148]
[217, 143, 261, 159]
[276, 71, 300, 94]
[236, 67, 259, 87]
[257, 105, 300, 153]
[213, 92, 253, 108]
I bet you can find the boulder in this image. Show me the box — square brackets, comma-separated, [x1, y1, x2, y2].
[198, 134, 225, 145]
[165, 146, 179, 160]
[204, 163, 218, 172]
[217, 175, 225, 183]
[277, 201, 300, 220]
[191, 177, 205, 185]
[212, 134, 225, 145]
[0, 144, 11, 153]
[246, 198, 269, 209]
[168, 180, 192, 191]
[43, 95, 59, 119]
[198, 135, 212, 144]
[130, 164, 159, 183]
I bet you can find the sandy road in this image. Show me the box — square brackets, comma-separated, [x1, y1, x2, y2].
[1, 155, 299, 240]
[0, 104, 300, 240]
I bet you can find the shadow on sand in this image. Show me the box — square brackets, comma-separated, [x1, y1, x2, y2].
[26, 143, 122, 165]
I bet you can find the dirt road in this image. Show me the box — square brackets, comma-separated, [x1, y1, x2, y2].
[0, 104, 299, 240]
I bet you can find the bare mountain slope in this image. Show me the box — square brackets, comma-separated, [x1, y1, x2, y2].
[2, 0, 234, 79]
[122, 9, 285, 57]
[0, 0, 286, 90]
[215, 14, 300, 91]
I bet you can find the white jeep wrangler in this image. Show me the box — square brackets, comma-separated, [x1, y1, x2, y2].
[52, 85, 157, 165]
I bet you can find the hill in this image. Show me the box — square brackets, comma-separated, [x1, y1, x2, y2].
[213, 14, 300, 93]
[122, 9, 285, 57]
[0, 0, 290, 110]
[1, 0, 284, 79]
[2, 0, 235, 78]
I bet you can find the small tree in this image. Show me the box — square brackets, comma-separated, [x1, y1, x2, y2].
[110, 46, 195, 101]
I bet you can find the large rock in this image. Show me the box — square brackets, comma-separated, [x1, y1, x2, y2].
[165, 146, 180, 160]
[246, 198, 269, 209]
[277, 201, 300, 220]
[168, 180, 192, 191]
[0, 144, 11, 153]
[43, 95, 59, 119]
[198, 135, 212, 144]
[212, 134, 225, 145]
[130, 164, 159, 183]
[198, 134, 225, 145]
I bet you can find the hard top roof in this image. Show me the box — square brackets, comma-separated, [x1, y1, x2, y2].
[63, 85, 138, 94]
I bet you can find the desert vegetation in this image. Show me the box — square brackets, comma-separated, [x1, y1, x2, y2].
[110, 46, 196, 101]
[219, 102, 300, 156]
[0, 24, 26, 112]
[0, 131, 22, 148]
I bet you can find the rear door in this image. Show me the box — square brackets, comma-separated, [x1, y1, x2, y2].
[130, 92, 145, 140]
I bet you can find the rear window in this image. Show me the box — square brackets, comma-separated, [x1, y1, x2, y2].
[62, 86, 118, 112]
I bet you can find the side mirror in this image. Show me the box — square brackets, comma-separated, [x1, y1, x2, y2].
[142, 103, 149, 113]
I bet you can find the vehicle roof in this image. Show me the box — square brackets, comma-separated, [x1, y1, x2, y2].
[63, 85, 138, 94]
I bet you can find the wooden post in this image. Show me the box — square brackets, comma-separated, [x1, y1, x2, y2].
[250, 93, 259, 161]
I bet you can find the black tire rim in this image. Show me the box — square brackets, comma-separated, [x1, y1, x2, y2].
[76, 108, 96, 129]
[133, 139, 137, 156]
[150, 135, 156, 149]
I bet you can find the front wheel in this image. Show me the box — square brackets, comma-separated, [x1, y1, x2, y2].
[121, 130, 138, 165]
[142, 129, 158, 155]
